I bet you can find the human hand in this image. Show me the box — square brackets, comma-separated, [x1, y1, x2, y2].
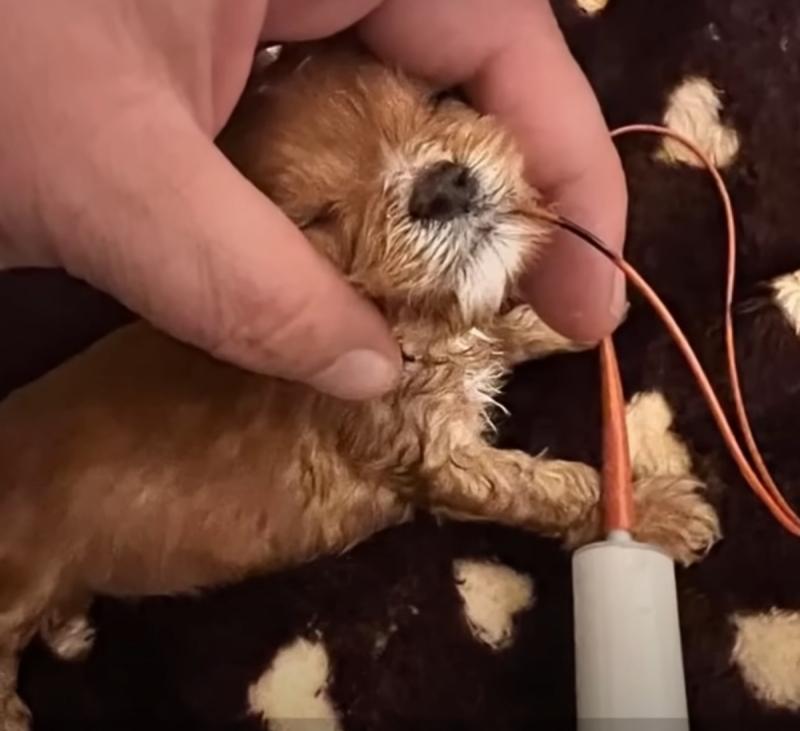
[0, 0, 626, 402]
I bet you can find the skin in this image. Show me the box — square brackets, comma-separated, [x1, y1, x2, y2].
[0, 0, 627, 400]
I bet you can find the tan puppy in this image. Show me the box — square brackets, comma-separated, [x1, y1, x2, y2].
[0, 39, 716, 729]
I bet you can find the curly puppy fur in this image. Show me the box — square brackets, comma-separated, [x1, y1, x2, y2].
[0, 39, 715, 728]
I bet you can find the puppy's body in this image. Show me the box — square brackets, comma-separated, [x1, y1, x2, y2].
[0, 323, 406, 601]
[0, 301, 585, 601]
[0, 306, 592, 729]
[0, 40, 715, 729]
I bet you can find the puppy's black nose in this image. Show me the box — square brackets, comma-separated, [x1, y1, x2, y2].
[409, 161, 478, 221]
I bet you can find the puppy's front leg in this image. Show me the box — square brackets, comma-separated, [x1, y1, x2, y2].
[424, 446, 599, 534]
[40, 593, 95, 662]
[493, 304, 591, 367]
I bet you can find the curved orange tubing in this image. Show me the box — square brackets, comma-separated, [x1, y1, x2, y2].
[543, 124, 800, 537]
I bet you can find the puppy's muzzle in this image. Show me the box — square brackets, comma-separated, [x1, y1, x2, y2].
[409, 161, 478, 222]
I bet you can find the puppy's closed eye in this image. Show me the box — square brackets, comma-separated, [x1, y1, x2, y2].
[298, 203, 336, 232]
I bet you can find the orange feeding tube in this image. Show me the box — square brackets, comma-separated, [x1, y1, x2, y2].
[598, 337, 633, 534]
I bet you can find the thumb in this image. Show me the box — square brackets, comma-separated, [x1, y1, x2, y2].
[53, 101, 400, 400]
[465, 13, 628, 342]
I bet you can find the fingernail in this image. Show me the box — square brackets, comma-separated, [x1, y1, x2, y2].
[609, 269, 627, 324]
[309, 349, 400, 400]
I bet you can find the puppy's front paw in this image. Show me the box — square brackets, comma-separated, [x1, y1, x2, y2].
[1, 693, 31, 731]
[563, 502, 603, 550]
[40, 611, 95, 662]
[565, 475, 720, 565]
[632, 475, 721, 566]
[499, 305, 594, 365]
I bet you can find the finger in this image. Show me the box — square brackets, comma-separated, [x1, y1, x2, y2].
[360, 0, 628, 341]
[52, 99, 400, 400]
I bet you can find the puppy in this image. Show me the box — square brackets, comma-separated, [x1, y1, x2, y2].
[0, 39, 715, 729]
